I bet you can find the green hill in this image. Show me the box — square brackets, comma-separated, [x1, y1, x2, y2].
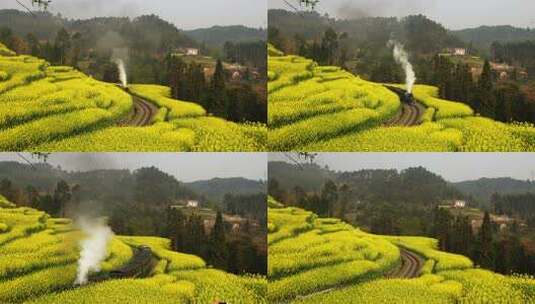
[184, 25, 266, 47]
[267, 45, 535, 151]
[452, 177, 535, 206]
[0, 43, 266, 151]
[268, 197, 535, 303]
[452, 25, 535, 53]
[0, 195, 266, 303]
[185, 177, 266, 203]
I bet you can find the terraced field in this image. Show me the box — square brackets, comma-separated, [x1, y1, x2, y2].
[268, 197, 535, 303]
[0, 195, 266, 303]
[0, 43, 266, 151]
[268, 45, 535, 151]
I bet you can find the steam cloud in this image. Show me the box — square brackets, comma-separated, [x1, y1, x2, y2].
[114, 59, 128, 87]
[74, 218, 114, 286]
[388, 40, 416, 93]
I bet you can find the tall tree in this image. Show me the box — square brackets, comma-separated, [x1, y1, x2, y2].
[208, 211, 228, 269]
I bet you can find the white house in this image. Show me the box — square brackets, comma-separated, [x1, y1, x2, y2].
[184, 48, 199, 56]
[453, 200, 466, 208]
[454, 48, 467, 56]
[187, 200, 199, 208]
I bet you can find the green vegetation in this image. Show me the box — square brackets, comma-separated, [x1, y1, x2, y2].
[268, 46, 535, 151]
[0, 43, 266, 151]
[0, 195, 266, 303]
[269, 197, 535, 303]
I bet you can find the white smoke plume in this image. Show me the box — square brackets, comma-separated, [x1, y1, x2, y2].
[74, 217, 114, 286]
[114, 59, 128, 87]
[388, 40, 416, 93]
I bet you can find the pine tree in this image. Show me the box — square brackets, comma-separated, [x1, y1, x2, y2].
[479, 211, 494, 268]
[208, 211, 228, 269]
[478, 60, 496, 118]
[211, 59, 227, 116]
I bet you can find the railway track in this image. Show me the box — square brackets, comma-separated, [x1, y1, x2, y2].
[117, 95, 158, 127]
[384, 100, 425, 127]
[386, 248, 424, 279]
[383, 86, 426, 127]
[294, 247, 424, 302]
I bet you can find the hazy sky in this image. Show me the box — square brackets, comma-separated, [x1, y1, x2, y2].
[0, 153, 267, 182]
[269, 0, 535, 30]
[1, 0, 267, 30]
[270, 153, 535, 182]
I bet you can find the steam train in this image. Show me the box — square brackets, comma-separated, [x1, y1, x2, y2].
[384, 85, 415, 104]
[88, 246, 154, 283]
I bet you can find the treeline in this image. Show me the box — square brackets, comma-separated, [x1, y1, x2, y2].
[223, 41, 267, 73]
[165, 208, 266, 275]
[493, 192, 535, 225]
[492, 41, 535, 77]
[269, 167, 465, 235]
[432, 56, 535, 123]
[166, 56, 266, 123]
[433, 208, 535, 275]
[0, 164, 266, 275]
[223, 193, 267, 226]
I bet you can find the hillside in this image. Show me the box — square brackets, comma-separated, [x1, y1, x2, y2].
[0, 43, 266, 151]
[452, 177, 535, 206]
[184, 25, 267, 47]
[184, 177, 266, 203]
[452, 25, 535, 53]
[268, 197, 535, 303]
[267, 161, 332, 191]
[0, 195, 266, 303]
[268, 45, 535, 151]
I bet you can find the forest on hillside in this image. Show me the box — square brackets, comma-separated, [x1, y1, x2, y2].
[268, 161, 535, 276]
[0, 161, 267, 275]
[268, 9, 535, 124]
[0, 9, 267, 123]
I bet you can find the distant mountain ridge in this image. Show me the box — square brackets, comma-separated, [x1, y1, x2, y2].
[452, 177, 535, 206]
[451, 25, 535, 53]
[184, 177, 266, 203]
[184, 25, 267, 47]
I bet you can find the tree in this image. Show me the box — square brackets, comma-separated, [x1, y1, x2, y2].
[25, 33, 40, 57]
[320, 180, 338, 217]
[479, 211, 494, 268]
[208, 211, 228, 269]
[54, 28, 71, 65]
[321, 28, 339, 65]
[53, 180, 71, 217]
[210, 59, 227, 116]
[477, 60, 496, 118]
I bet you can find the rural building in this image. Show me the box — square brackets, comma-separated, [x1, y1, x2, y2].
[176, 47, 199, 56]
[445, 48, 467, 56]
[187, 200, 199, 208]
[453, 200, 466, 208]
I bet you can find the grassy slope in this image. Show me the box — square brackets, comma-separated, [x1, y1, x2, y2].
[268, 45, 535, 151]
[268, 197, 535, 303]
[0, 195, 266, 303]
[0, 43, 266, 152]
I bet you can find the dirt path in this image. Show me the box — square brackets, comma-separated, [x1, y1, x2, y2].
[384, 101, 425, 127]
[386, 248, 425, 279]
[118, 95, 158, 127]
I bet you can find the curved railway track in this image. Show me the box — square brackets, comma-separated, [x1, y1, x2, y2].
[294, 247, 424, 302]
[386, 248, 425, 279]
[118, 95, 158, 127]
[384, 101, 425, 127]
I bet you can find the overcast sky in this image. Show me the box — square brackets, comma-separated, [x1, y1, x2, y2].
[270, 153, 535, 182]
[0, 153, 267, 182]
[1, 0, 267, 30]
[269, 0, 535, 30]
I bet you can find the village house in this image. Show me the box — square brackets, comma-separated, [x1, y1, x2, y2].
[453, 200, 466, 208]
